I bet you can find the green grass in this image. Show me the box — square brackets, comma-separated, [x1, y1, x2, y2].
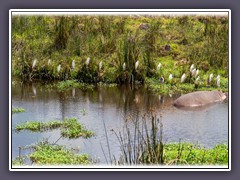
[12, 15, 228, 88]
[15, 118, 95, 139]
[29, 141, 89, 165]
[12, 107, 25, 113]
[15, 120, 62, 132]
[54, 80, 94, 91]
[113, 111, 228, 166]
[164, 143, 228, 165]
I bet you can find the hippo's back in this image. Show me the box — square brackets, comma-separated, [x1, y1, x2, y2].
[173, 91, 226, 107]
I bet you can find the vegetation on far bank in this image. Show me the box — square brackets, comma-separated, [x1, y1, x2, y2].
[12, 15, 229, 94]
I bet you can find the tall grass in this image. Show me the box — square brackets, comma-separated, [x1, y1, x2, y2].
[12, 15, 229, 84]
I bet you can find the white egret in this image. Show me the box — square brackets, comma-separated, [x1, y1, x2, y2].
[169, 74, 173, 81]
[57, 64, 61, 73]
[48, 59, 51, 66]
[99, 61, 103, 70]
[209, 73, 213, 83]
[85, 57, 90, 66]
[157, 63, 162, 71]
[190, 64, 194, 72]
[216, 75, 220, 80]
[217, 78, 220, 87]
[196, 76, 200, 82]
[195, 69, 199, 77]
[181, 73, 186, 83]
[191, 68, 196, 77]
[135, 60, 139, 70]
[32, 59, 37, 69]
[123, 62, 126, 71]
[72, 60, 75, 69]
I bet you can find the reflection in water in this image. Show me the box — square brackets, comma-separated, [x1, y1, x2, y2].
[12, 83, 228, 164]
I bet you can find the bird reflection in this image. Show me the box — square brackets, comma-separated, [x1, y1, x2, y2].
[72, 88, 75, 98]
[158, 95, 164, 104]
[32, 84, 37, 98]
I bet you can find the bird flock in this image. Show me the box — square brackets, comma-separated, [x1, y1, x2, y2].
[31, 58, 222, 87]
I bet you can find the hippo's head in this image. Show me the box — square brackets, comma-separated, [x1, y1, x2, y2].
[214, 90, 227, 101]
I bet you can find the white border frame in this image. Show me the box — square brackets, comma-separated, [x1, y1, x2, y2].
[9, 9, 231, 171]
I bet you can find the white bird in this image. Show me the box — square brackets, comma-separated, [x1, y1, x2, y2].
[195, 69, 199, 77]
[196, 76, 200, 82]
[169, 74, 173, 81]
[72, 60, 75, 69]
[32, 59, 37, 69]
[216, 75, 220, 80]
[48, 59, 51, 66]
[191, 68, 196, 77]
[57, 64, 61, 73]
[135, 61, 139, 70]
[157, 63, 162, 71]
[190, 64, 194, 72]
[123, 62, 126, 71]
[217, 77, 220, 87]
[209, 73, 213, 83]
[181, 73, 186, 83]
[85, 57, 90, 66]
[99, 61, 103, 70]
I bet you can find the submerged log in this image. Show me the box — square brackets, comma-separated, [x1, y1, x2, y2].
[173, 91, 226, 108]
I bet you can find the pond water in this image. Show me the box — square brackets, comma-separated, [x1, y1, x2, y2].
[11, 83, 228, 164]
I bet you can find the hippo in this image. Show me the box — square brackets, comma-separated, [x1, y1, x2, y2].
[173, 90, 226, 108]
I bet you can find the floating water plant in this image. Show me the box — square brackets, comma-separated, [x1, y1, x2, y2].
[15, 120, 63, 132]
[12, 107, 25, 113]
[15, 118, 95, 139]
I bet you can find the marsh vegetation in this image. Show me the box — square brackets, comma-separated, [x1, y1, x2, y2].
[12, 14, 228, 93]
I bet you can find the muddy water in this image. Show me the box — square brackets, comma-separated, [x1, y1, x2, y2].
[12, 83, 228, 164]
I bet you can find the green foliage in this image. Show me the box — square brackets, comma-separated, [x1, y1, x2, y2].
[12, 15, 228, 91]
[164, 143, 228, 165]
[114, 111, 228, 165]
[15, 120, 62, 132]
[12, 107, 25, 113]
[29, 141, 89, 165]
[54, 80, 94, 91]
[15, 118, 95, 139]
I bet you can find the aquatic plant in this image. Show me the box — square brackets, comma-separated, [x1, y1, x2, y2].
[29, 141, 89, 165]
[53, 80, 94, 91]
[15, 120, 63, 132]
[12, 107, 25, 113]
[110, 111, 228, 165]
[15, 118, 95, 139]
